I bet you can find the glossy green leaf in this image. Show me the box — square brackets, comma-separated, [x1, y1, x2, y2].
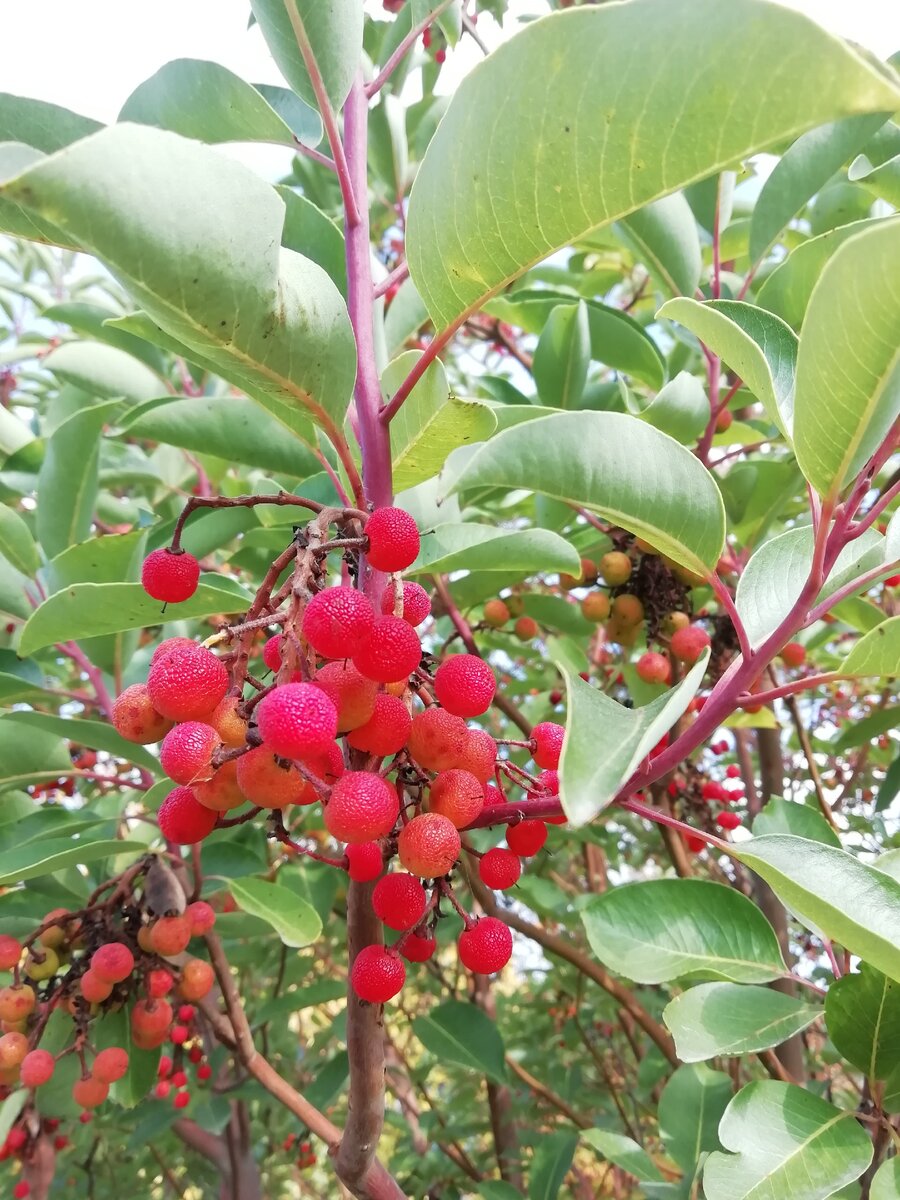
[752, 798, 841, 848]
[616, 193, 702, 298]
[19, 576, 252, 656]
[448, 412, 725, 574]
[558, 652, 707, 826]
[0, 93, 101, 152]
[871, 1158, 900, 1199]
[734, 836, 900, 984]
[228, 877, 322, 948]
[40, 301, 167, 372]
[583, 1129, 664, 1183]
[384, 277, 429, 356]
[278, 186, 346, 295]
[248, 0, 363, 112]
[413, 1000, 506, 1085]
[0, 504, 37, 575]
[406, 0, 900, 329]
[479, 1184, 525, 1200]
[658, 298, 797, 436]
[409, 523, 580, 577]
[659, 1064, 731, 1173]
[2, 711, 158, 773]
[793, 220, 900, 498]
[382, 352, 497, 491]
[0, 125, 356, 448]
[528, 1130, 579, 1200]
[533, 301, 590, 409]
[44, 341, 163, 402]
[0, 838, 143, 887]
[36, 401, 117, 560]
[825, 965, 900, 1080]
[625, 371, 708, 444]
[581, 878, 785, 985]
[119, 58, 321, 147]
[664, 983, 819, 1062]
[841, 615, 900, 678]
[704, 1082, 873, 1200]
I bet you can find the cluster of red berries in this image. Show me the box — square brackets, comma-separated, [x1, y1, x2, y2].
[283, 1133, 317, 1171]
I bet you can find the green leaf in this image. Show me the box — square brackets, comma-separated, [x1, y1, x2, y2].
[0, 93, 101, 152]
[558, 652, 707, 826]
[118, 395, 320, 477]
[1, 125, 357, 450]
[749, 114, 889, 264]
[659, 1064, 731, 1173]
[825, 965, 900, 1080]
[658, 298, 797, 436]
[0, 504, 37, 575]
[581, 878, 785, 985]
[119, 58, 322, 148]
[734, 835, 900, 984]
[793, 220, 900, 498]
[228, 876, 322, 948]
[406, 0, 900, 329]
[450, 412, 725, 574]
[872, 1158, 900, 1200]
[528, 1129, 579, 1200]
[36, 401, 117, 560]
[44, 341, 163, 403]
[582, 1130, 665, 1183]
[752, 798, 841, 848]
[19, 576, 253, 656]
[832, 707, 899, 753]
[248, 0, 363, 112]
[0, 715, 72, 787]
[409, 523, 580, 577]
[664, 983, 819, 1062]
[412, 999, 506, 1085]
[533, 301, 591, 409]
[479, 1185, 525, 1200]
[625, 371, 708, 444]
[616, 193, 702, 298]
[384, 277, 429, 356]
[0, 838, 143, 887]
[41, 300, 168, 372]
[0, 1091, 26, 1146]
[2, 711, 158, 774]
[704, 1082, 873, 1200]
[278, 186, 346, 295]
[382, 353, 497, 491]
[841, 615, 900, 678]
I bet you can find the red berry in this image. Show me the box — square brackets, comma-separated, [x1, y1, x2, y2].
[0, 935, 21, 971]
[141, 548, 200, 604]
[0, 984, 35, 1023]
[506, 820, 547, 857]
[315, 660, 378, 731]
[155, 1081, 171, 1098]
[456, 729, 497, 783]
[92, 1047, 129, 1084]
[885, 574, 900, 587]
[236, 746, 312, 808]
[91, 943, 134, 984]
[197, 1063, 213, 1081]
[151, 637, 197, 665]
[185, 901, 216, 935]
[79, 1112, 92, 1124]
[112, 683, 173, 745]
[725, 764, 740, 779]
[397, 813, 460, 878]
[158, 1056, 173, 1078]
[54, 1136, 68, 1150]
[780, 641, 806, 668]
[174, 1090, 190, 1109]
[13, 1181, 30, 1199]
[479, 848, 521, 890]
[483, 598, 510, 627]
[670, 625, 711, 665]
[434, 655, 496, 717]
[373, 874, 427, 930]
[352, 616, 422, 683]
[399, 930, 436, 962]
[514, 616, 539, 641]
[350, 946, 406, 1002]
[7, 1128, 27, 1151]
[188, 1046, 203, 1063]
[262, 633, 283, 673]
[365, 508, 420, 572]
[324, 772, 399, 843]
[702, 781, 726, 802]
[179, 960, 214, 1001]
[407, 708, 468, 772]
[171, 1024, 190, 1045]
[532, 722, 565, 770]
[148, 644, 229, 722]
[636, 652, 671, 685]
[346, 693, 411, 756]
[484, 783, 505, 806]
[346, 842, 384, 882]
[160, 721, 220, 785]
[73, 1076, 109, 1109]
[159, 786, 217, 844]
[458, 917, 512, 974]
[380, 581, 431, 626]
[257, 683, 338, 760]
[147, 969, 174, 999]
[150, 916, 193, 957]
[171, 1070, 188, 1088]
[428, 769, 484, 829]
[302, 586, 375, 658]
[20, 1049, 55, 1088]
[80, 969, 113, 1003]
[715, 811, 742, 831]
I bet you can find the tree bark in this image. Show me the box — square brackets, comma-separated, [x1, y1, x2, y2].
[473, 973, 524, 1190]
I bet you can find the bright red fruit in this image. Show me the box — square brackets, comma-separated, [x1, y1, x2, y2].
[315, 660, 378, 731]
[702, 781, 726, 802]
[885, 574, 900, 587]
[346, 693, 411, 756]
[262, 633, 283, 673]
[174, 1091, 191, 1109]
[380, 581, 431, 626]
[352, 616, 422, 683]
[91, 943, 134, 985]
[780, 641, 806, 668]
[350, 946, 406, 1002]
[365, 507, 420, 572]
[148, 644, 229, 722]
[20, 1049, 55, 1088]
[372, 874, 427, 930]
[345, 842, 384, 882]
[399, 930, 436, 962]
[715, 811, 742, 830]
[531, 722, 565, 770]
[397, 813, 460, 878]
[80, 970, 113, 1003]
[428, 769, 484, 828]
[506, 820, 547, 857]
[479, 848, 521, 890]
[324, 772, 399, 843]
[0, 934, 21, 970]
[158, 786, 218, 844]
[13, 1182, 30, 1199]
[150, 916, 192, 957]
[73, 1077, 109, 1109]
[458, 917, 513, 974]
[112, 683, 173, 745]
[257, 683, 338, 760]
[302, 586, 375, 658]
[434, 654, 496, 717]
[92, 1047, 129, 1084]
[185, 901, 216, 936]
[636, 652, 671, 685]
[160, 721, 220, 785]
[141, 548, 200, 604]
[670, 625, 711, 665]
[147, 969, 174, 999]
[725, 764, 741, 779]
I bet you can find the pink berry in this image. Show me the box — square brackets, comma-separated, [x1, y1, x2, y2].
[160, 721, 220, 786]
[92, 1047, 129, 1084]
[158, 786, 217, 844]
[636, 652, 671, 685]
[365, 508, 420, 572]
[345, 842, 384, 882]
[531, 722, 565, 770]
[352, 616, 422, 683]
[141, 548, 200, 604]
[670, 625, 711, 665]
[302, 587, 375, 659]
[433, 655, 496, 718]
[91, 943, 134, 984]
[257, 683, 339, 760]
[20, 1048, 55, 1088]
[147, 644, 229, 722]
[380, 581, 431, 626]
[262, 633, 283, 673]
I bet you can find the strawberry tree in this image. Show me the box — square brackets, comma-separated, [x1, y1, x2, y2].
[0, 0, 899, 1197]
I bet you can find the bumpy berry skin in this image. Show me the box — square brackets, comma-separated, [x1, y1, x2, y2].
[399, 930, 436, 963]
[325, 772, 399, 843]
[457, 729, 497, 783]
[670, 625, 710, 665]
[257, 683, 338, 760]
[186, 901, 216, 936]
[112, 683, 174, 745]
[262, 633, 283, 673]
[373, 874, 427, 930]
[193, 761, 244, 812]
[532, 722, 565, 770]
[352, 616, 421, 683]
[428, 769, 484, 828]
[209, 696, 248, 748]
[92, 1047, 129, 1084]
[73, 1077, 109, 1109]
[346, 693, 411, 757]
[151, 637, 197, 666]
[160, 721, 220, 786]
[141, 548, 200, 604]
[397, 813, 460, 878]
[0, 935, 21, 971]
[380, 581, 431, 626]
[179, 959, 215, 1001]
[407, 708, 468, 772]
[715, 811, 742, 831]
[20, 1048, 55, 1088]
[302, 587, 375, 658]
[506, 820, 547, 857]
[158, 786, 218, 844]
[91, 943, 134, 984]
[458, 917, 513, 974]
[350, 946, 406, 1002]
[780, 641, 806, 668]
[365, 507, 420, 572]
[636, 652, 671, 686]
[598, 551, 632, 587]
[434, 654, 496, 718]
[148, 644, 229, 722]
[346, 842, 384, 882]
[236, 747, 310, 809]
[314, 661, 378, 731]
[479, 848, 521, 890]
[483, 598, 510, 628]
[150, 916, 192, 958]
[80, 970, 113, 1003]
